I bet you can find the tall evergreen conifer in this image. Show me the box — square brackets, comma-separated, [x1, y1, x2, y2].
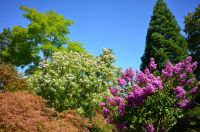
[185, 5, 200, 80]
[141, 0, 187, 71]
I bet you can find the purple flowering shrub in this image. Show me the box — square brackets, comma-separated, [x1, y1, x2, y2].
[100, 56, 199, 131]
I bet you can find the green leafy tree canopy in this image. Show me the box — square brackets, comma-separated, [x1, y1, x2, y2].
[1, 6, 74, 72]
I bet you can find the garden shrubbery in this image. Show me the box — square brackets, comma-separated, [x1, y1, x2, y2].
[29, 49, 117, 118]
[100, 57, 199, 131]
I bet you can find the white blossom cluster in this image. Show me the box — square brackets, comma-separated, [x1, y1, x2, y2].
[29, 49, 117, 117]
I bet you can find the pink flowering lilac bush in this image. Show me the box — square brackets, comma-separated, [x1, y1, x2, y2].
[100, 56, 199, 131]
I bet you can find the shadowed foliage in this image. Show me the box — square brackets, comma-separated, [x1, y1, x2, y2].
[185, 4, 200, 81]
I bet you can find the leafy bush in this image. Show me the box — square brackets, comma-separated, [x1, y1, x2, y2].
[100, 57, 199, 131]
[29, 49, 117, 118]
[0, 63, 28, 92]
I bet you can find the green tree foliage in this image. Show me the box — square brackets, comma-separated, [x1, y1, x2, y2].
[29, 49, 117, 118]
[140, 0, 187, 71]
[1, 6, 74, 73]
[0, 28, 12, 63]
[18, 6, 73, 60]
[2, 26, 37, 67]
[66, 41, 87, 53]
[0, 28, 12, 52]
[185, 5, 200, 80]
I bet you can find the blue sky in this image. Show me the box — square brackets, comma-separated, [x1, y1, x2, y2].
[0, 0, 200, 70]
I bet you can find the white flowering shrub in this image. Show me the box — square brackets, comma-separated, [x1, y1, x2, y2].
[29, 49, 117, 118]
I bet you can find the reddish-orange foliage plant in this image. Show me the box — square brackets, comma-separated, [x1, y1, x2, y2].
[0, 64, 28, 92]
[0, 92, 92, 132]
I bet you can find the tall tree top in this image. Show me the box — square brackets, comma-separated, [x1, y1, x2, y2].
[140, 0, 187, 71]
[0, 6, 75, 74]
[20, 6, 73, 47]
[150, 0, 181, 36]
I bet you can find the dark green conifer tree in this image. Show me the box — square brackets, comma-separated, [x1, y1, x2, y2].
[140, 0, 187, 71]
[185, 4, 200, 80]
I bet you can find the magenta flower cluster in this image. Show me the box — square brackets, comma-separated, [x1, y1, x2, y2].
[100, 56, 199, 132]
[118, 68, 134, 86]
[190, 87, 198, 95]
[174, 86, 186, 99]
[161, 62, 174, 77]
[161, 56, 197, 79]
[176, 99, 190, 109]
[109, 87, 119, 96]
[145, 124, 155, 132]
[160, 57, 198, 109]
[126, 69, 163, 107]
[149, 58, 157, 71]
